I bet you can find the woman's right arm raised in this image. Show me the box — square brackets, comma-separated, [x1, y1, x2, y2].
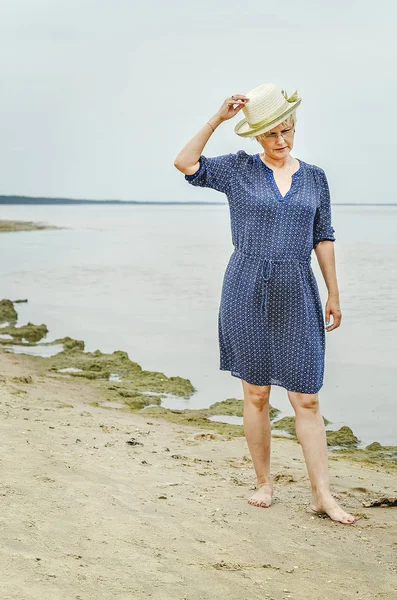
[173, 94, 248, 175]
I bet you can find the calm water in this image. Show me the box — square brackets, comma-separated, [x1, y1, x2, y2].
[1, 204, 396, 445]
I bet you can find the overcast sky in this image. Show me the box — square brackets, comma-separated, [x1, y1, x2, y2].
[0, 0, 396, 203]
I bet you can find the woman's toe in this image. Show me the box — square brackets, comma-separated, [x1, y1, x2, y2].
[344, 514, 356, 524]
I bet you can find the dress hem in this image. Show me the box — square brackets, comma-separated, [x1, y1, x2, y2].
[219, 365, 323, 394]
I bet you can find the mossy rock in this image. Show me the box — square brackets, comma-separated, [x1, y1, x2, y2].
[107, 385, 138, 398]
[2, 322, 48, 343]
[54, 337, 85, 352]
[46, 348, 142, 375]
[69, 370, 111, 380]
[208, 398, 244, 417]
[135, 371, 195, 397]
[105, 384, 163, 409]
[0, 299, 17, 324]
[363, 442, 397, 458]
[272, 416, 297, 436]
[272, 415, 330, 437]
[111, 350, 130, 361]
[44, 348, 195, 397]
[326, 426, 359, 447]
[131, 398, 279, 434]
[0, 337, 39, 347]
[123, 393, 162, 410]
[142, 406, 244, 437]
[365, 442, 383, 451]
[332, 445, 397, 470]
[207, 398, 280, 420]
[0, 338, 17, 346]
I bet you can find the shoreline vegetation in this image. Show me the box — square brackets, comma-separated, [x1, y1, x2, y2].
[1, 298, 396, 469]
[1, 300, 397, 597]
[0, 220, 61, 233]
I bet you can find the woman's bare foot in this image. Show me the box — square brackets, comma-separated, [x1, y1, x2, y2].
[310, 493, 356, 524]
[248, 483, 273, 508]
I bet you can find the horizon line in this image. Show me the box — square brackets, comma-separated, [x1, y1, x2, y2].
[0, 196, 396, 207]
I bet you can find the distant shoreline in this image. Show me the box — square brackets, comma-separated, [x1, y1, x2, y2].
[0, 197, 224, 206]
[0, 196, 396, 207]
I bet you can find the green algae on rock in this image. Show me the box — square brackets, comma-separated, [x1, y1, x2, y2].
[0, 300, 47, 344]
[272, 416, 297, 436]
[10, 322, 48, 343]
[142, 406, 244, 437]
[272, 415, 331, 437]
[326, 426, 359, 447]
[207, 398, 245, 416]
[134, 397, 281, 437]
[0, 322, 48, 344]
[332, 443, 397, 471]
[121, 394, 162, 410]
[125, 401, 350, 440]
[365, 442, 383, 451]
[364, 441, 397, 460]
[44, 348, 195, 398]
[0, 302, 195, 399]
[106, 386, 163, 410]
[0, 220, 59, 233]
[53, 337, 85, 352]
[207, 398, 280, 420]
[0, 299, 18, 324]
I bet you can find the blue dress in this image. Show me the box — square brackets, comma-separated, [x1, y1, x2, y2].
[185, 150, 336, 393]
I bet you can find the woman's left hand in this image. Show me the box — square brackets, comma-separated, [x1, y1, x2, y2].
[325, 297, 342, 331]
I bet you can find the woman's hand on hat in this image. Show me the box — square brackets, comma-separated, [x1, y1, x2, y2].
[214, 95, 249, 123]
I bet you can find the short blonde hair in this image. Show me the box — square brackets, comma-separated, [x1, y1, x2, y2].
[253, 111, 297, 142]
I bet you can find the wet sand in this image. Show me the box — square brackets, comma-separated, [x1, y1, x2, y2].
[0, 348, 396, 600]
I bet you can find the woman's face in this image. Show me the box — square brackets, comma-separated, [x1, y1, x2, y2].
[256, 122, 295, 161]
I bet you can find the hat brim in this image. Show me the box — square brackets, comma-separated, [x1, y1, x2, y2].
[234, 99, 302, 138]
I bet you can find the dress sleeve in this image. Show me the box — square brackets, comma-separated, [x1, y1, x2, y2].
[184, 153, 237, 194]
[313, 169, 336, 249]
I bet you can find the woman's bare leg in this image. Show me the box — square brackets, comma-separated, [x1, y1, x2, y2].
[242, 379, 273, 508]
[287, 390, 356, 524]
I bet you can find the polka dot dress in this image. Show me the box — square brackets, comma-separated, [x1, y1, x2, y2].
[185, 150, 336, 393]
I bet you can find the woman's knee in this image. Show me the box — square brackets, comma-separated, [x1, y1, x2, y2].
[242, 381, 271, 411]
[288, 391, 319, 412]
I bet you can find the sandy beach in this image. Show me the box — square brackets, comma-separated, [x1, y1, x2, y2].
[1, 1, 397, 596]
[1, 345, 396, 600]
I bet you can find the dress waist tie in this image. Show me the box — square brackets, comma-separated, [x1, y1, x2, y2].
[234, 248, 311, 313]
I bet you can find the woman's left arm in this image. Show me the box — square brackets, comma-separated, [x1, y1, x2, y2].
[314, 240, 341, 332]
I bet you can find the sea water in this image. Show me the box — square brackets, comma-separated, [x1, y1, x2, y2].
[1, 203, 396, 445]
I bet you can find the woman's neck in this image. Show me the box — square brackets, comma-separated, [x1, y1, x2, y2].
[260, 152, 294, 170]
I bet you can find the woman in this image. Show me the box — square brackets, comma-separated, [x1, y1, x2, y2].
[174, 83, 356, 525]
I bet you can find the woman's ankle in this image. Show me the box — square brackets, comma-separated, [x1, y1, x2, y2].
[257, 478, 273, 488]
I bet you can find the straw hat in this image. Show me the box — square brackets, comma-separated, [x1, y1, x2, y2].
[234, 83, 302, 137]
